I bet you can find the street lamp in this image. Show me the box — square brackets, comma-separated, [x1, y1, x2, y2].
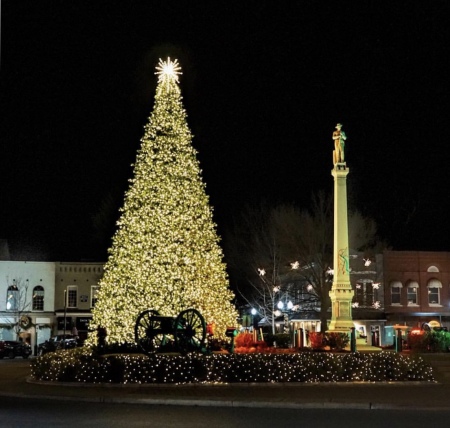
[250, 308, 259, 341]
[278, 299, 294, 335]
[63, 289, 67, 348]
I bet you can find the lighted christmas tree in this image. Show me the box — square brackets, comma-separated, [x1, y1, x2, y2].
[88, 58, 237, 345]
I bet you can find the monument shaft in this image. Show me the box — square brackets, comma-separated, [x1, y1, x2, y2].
[328, 125, 354, 332]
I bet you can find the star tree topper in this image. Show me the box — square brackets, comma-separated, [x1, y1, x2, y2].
[155, 57, 182, 83]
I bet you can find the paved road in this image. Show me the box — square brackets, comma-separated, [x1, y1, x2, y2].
[2, 396, 450, 428]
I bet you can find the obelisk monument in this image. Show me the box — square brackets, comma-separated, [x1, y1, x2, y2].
[328, 123, 354, 332]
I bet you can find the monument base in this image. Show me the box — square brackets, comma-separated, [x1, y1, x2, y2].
[328, 284, 354, 333]
[327, 321, 355, 333]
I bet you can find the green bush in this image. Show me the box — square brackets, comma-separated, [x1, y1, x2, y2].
[409, 331, 450, 353]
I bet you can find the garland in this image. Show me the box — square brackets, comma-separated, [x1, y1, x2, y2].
[19, 316, 32, 330]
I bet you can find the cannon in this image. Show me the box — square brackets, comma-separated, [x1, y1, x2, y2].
[134, 308, 207, 355]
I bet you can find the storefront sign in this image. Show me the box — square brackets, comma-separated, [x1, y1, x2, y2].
[76, 317, 91, 331]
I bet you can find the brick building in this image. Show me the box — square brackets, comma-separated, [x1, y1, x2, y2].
[383, 251, 450, 344]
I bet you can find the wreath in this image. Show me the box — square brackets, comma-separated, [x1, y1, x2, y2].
[19, 316, 32, 330]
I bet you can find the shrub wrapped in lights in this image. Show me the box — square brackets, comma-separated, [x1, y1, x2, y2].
[31, 348, 434, 384]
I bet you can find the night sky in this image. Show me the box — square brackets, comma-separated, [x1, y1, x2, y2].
[1, 1, 450, 261]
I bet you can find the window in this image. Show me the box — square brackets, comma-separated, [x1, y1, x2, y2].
[67, 286, 78, 308]
[91, 286, 99, 308]
[427, 266, 439, 273]
[6, 285, 19, 311]
[428, 279, 442, 306]
[32, 286, 45, 311]
[390, 281, 402, 305]
[371, 282, 380, 304]
[407, 281, 419, 306]
[354, 280, 378, 307]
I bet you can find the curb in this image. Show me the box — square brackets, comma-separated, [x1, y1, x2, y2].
[2, 391, 450, 411]
[26, 377, 438, 388]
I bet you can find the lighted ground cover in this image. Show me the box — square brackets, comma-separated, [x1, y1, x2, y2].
[31, 348, 434, 384]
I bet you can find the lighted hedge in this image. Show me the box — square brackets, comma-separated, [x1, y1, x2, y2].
[31, 348, 434, 384]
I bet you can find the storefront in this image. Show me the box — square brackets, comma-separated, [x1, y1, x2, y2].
[55, 312, 92, 342]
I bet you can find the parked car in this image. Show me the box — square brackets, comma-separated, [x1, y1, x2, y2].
[37, 334, 79, 356]
[0, 340, 32, 359]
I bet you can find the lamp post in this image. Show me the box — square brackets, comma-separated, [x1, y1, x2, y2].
[271, 287, 279, 334]
[34, 324, 39, 356]
[277, 300, 294, 334]
[250, 307, 257, 330]
[250, 308, 258, 341]
[63, 290, 67, 349]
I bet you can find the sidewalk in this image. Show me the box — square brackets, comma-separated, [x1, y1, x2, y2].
[1, 360, 450, 410]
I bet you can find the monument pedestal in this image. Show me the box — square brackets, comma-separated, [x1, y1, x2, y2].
[328, 284, 354, 331]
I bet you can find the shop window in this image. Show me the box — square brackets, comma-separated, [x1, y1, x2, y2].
[67, 286, 78, 308]
[406, 281, 419, 306]
[32, 286, 44, 311]
[390, 281, 402, 305]
[428, 279, 442, 306]
[354, 280, 377, 307]
[6, 285, 19, 311]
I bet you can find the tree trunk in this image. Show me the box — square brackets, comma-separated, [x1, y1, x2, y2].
[320, 290, 331, 332]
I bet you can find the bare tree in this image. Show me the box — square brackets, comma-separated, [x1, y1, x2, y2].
[226, 203, 286, 334]
[5, 277, 31, 338]
[225, 200, 325, 333]
[225, 192, 383, 332]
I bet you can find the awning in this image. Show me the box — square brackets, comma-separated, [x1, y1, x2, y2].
[390, 281, 403, 288]
[428, 279, 442, 288]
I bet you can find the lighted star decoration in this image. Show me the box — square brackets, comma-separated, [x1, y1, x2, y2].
[290, 261, 300, 270]
[372, 283, 380, 289]
[273, 286, 280, 293]
[258, 268, 266, 277]
[326, 267, 334, 276]
[155, 57, 182, 83]
[307, 284, 313, 292]
[372, 301, 381, 309]
[352, 302, 359, 308]
[364, 258, 372, 267]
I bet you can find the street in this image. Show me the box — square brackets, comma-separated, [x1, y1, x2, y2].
[1, 396, 450, 428]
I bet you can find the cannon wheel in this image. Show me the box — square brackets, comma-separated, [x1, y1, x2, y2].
[135, 309, 168, 353]
[174, 308, 206, 354]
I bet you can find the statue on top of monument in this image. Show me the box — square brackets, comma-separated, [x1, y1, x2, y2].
[332, 123, 346, 164]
